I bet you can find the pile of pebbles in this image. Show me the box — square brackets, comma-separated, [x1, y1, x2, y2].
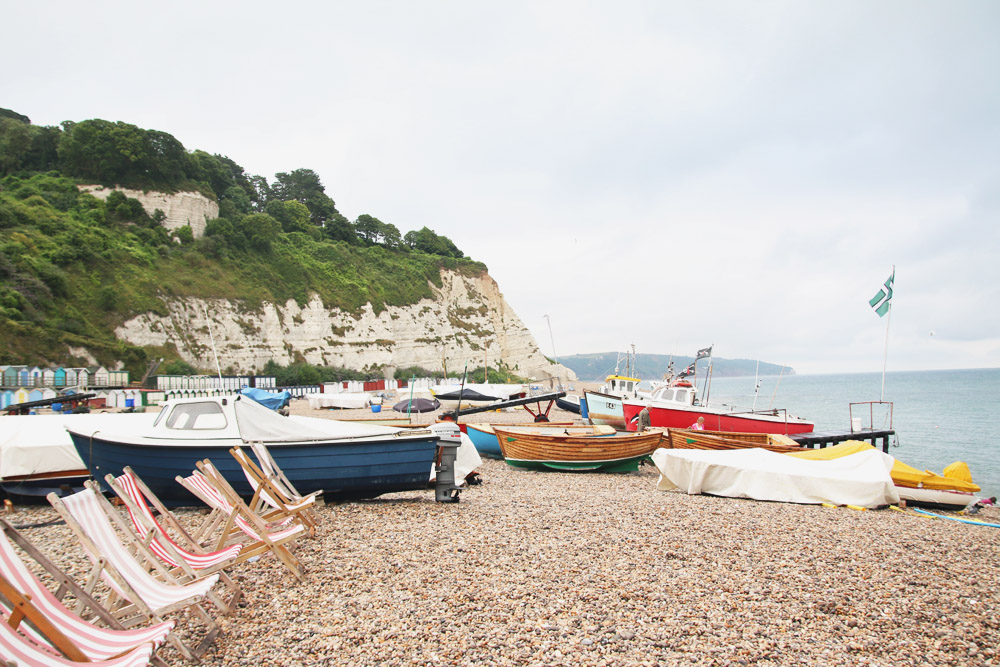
[9, 448, 999, 666]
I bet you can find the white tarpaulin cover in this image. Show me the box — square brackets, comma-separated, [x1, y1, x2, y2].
[651, 447, 900, 508]
[305, 393, 370, 409]
[0, 414, 156, 479]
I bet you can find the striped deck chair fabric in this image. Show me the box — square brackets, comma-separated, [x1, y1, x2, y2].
[231, 446, 319, 533]
[0, 528, 172, 660]
[111, 469, 243, 570]
[106, 469, 243, 615]
[57, 488, 220, 611]
[181, 470, 305, 545]
[48, 487, 223, 662]
[177, 465, 306, 580]
[249, 441, 323, 505]
[0, 616, 154, 667]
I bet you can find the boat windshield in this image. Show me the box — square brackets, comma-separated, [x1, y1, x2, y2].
[163, 402, 229, 430]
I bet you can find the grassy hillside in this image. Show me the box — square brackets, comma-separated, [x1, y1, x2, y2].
[0, 111, 487, 379]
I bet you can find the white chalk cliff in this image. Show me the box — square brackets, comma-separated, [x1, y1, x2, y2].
[115, 269, 575, 384]
[78, 185, 217, 238]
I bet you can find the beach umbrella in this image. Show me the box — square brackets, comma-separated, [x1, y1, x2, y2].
[393, 398, 440, 413]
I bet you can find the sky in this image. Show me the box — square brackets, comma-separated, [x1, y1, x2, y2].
[5, 1, 999, 375]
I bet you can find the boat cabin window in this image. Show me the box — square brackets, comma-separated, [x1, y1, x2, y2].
[164, 402, 229, 430]
[625, 381, 634, 393]
[675, 389, 690, 404]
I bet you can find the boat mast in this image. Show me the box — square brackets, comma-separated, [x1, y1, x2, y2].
[203, 304, 223, 387]
[769, 365, 786, 409]
[752, 359, 761, 410]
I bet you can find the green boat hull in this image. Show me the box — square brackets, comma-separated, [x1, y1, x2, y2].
[504, 454, 650, 473]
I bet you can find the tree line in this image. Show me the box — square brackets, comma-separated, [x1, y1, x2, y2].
[0, 108, 465, 259]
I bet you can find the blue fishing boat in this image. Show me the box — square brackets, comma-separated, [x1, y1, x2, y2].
[66, 395, 446, 505]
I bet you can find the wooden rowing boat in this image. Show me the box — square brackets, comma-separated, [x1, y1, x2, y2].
[494, 427, 663, 472]
[662, 429, 806, 453]
[466, 422, 613, 459]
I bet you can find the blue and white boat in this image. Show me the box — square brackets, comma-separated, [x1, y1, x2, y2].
[66, 394, 448, 505]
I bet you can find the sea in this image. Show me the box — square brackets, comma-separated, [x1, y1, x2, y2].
[699, 368, 1000, 499]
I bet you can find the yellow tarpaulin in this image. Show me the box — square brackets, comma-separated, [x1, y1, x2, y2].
[786, 441, 980, 493]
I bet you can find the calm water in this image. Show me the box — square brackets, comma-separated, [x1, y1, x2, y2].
[700, 368, 1000, 498]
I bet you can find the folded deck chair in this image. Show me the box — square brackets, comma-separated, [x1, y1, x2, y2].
[0, 518, 172, 665]
[230, 445, 320, 535]
[248, 441, 324, 508]
[0, 579, 155, 666]
[47, 486, 223, 662]
[175, 462, 306, 581]
[104, 468, 243, 614]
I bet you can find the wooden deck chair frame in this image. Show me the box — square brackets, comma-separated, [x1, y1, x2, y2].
[230, 445, 319, 535]
[0, 576, 156, 666]
[104, 468, 243, 615]
[248, 441, 324, 508]
[175, 462, 306, 581]
[47, 486, 223, 662]
[0, 518, 173, 667]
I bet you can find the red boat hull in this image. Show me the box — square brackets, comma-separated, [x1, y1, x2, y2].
[622, 401, 814, 435]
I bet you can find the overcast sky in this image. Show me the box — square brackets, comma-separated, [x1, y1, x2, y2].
[5, 1, 998, 374]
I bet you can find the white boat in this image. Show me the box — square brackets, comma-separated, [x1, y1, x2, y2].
[651, 447, 900, 508]
[66, 394, 450, 504]
[0, 413, 157, 497]
[305, 392, 371, 409]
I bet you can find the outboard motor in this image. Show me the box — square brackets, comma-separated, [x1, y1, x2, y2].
[429, 421, 463, 503]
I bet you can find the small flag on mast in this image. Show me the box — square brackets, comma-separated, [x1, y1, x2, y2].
[678, 363, 696, 378]
[696, 346, 712, 360]
[869, 270, 894, 318]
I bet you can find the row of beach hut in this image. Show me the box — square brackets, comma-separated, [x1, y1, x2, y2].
[0, 365, 128, 389]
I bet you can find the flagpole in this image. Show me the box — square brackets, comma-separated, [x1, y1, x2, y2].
[881, 301, 891, 402]
[878, 264, 895, 401]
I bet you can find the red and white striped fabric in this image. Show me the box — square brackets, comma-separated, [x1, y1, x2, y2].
[233, 448, 315, 513]
[0, 530, 172, 659]
[182, 471, 304, 544]
[0, 608, 155, 666]
[113, 470, 242, 569]
[59, 489, 220, 612]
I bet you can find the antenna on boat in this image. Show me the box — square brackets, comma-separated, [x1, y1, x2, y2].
[769, 365, 786, 409]
[543, 314, 558, 364]
[752, 359, 761, 410]
[203, 304, 224, 388]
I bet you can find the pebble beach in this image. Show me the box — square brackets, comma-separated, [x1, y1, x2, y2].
[8, 393, 1000, 666]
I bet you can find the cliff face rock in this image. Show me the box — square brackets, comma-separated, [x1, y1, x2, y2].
[78, 186, 218, 238]
[115, 269, 575, 384]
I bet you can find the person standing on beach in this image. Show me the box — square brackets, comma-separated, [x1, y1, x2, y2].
[690, 416, 705, 430]
[637, 406, 651, 432]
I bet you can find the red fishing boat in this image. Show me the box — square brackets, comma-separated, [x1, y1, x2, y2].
[622, 381, 814, 435]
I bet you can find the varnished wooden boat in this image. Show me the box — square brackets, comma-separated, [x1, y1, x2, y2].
[494, 427, 663, 472]
[466, 422, 611, 459]
[663, 429, 805, 453]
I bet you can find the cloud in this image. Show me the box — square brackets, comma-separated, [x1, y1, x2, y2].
[4, 0, 998, 373]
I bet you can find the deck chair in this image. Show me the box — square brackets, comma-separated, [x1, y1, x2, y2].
[248, 441, 324, 508]
[0, 577, 155, 665]
[175, 462, 306, 581]
[47, 485, 223, 662]
[230, 445, 320, 535]
[104, 467, 243, 614]
[0, 518, 172, 665]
